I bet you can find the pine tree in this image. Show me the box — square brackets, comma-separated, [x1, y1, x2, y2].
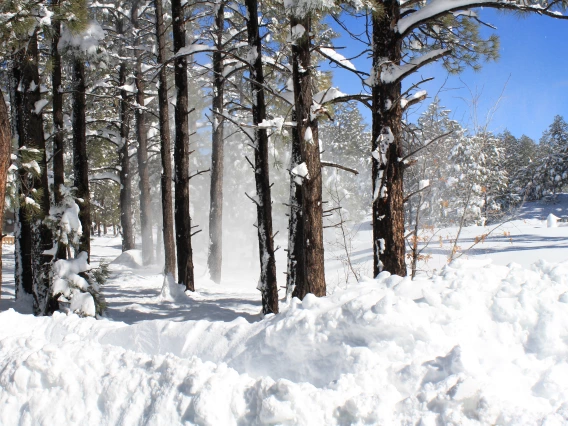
[365, 0, 567, 276]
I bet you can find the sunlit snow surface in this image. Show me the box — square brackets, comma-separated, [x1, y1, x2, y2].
[3, 197, 568, 424]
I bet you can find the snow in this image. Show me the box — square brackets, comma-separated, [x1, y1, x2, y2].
[401, 90, 428, 109]
[58, 21, 105, 55]
[89, 172, 121, 184]
[304, 127, 313, 143]
[287, 24, 306, 43]
[117, 84, 136, 93]
[378, 49, 450, 84]
[291, 162, 309, 185]
[319, 48, 356, 71]
[111, 249, 144, 269]
[22, 160, 40, 175]
[284, 0, 336, 15]
[174, 44, 210, 58]
[51, 252, 95, 317]
[396, 0, 494, 34]
[33, 99, 48, 115]
[5, 199, 568, 423]
[547, 213, 559, 228]
[258, 117, 285, 134]
[313, 87, 347, 104]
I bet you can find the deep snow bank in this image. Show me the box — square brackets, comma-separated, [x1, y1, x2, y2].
[2, 259, 568, 425]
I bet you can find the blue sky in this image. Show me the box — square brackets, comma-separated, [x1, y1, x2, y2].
[324, 10, 568, 142]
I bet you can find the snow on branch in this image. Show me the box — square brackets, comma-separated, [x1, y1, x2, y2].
[173, 44, 210, 58]
[374, 49, 450, 85]
[401, 90, 428, 110]
[397, 0, 568, 36]
[318, 47, 358, 71]
[90, 172, 121, 184]
[313, 87, 347, 104]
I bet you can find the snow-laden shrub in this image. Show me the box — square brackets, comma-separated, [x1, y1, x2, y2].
[51, 253, 109, 317]
[45, 185, 82, 251]
[52, 252, 94, 316]
[45, 185, 108, 317]
[10, 146, 45, 220]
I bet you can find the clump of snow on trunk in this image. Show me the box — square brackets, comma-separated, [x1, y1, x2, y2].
[547, 213, 559, 228]
[159, 273, 188, 303]
[291, 162, 310, 185]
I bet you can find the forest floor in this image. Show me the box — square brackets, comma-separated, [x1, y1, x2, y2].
[2, 196, 568, 424]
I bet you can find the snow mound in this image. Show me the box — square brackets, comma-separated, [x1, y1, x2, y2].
[2, 260, 568, 424]
[110, 250, 143, 269]
[158, 273, 188, 303]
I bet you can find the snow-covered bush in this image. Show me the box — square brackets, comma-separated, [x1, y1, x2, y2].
[51, 253, 109, 317]
[45, 185, 82, 251]
[46, 185, 108, 317]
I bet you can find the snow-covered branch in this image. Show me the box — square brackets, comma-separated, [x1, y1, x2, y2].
[397, 0, 568, 36]
[374, 49, 451, 85]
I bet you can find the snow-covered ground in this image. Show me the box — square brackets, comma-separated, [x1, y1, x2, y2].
[2, 197, 568, 424]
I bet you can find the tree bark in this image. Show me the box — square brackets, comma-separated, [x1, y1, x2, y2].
[72, 58, 91, 259]
[291, 14, 326, 297]
[371, 5, 407, 277]
[52, 2, 67, 260]
[12, 33, 57, 315]
[12, 50, 33, 299]
[245, 0, 279, 315]
[207, 3, 225, 284]
[172, 0, 195, 290]
[132, 1, 154, 265]
[0, 88, 11, 295]
[154, 0, 176, 278]
[118, 58, 135, 252]
[286, 109, 306, 300]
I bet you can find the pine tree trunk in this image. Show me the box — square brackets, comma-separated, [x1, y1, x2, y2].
[245, 0, 279, 315]
[12, 33, 57, 314]
[51, 4, 67, 261]
[207, 3, 225, 284]
[154, 0, 176, 279]
[172, 0, 195, 291]
[291, 14, 326, 297]
[371, 7, 407, 277]
[12, 50, 33, 298]
[286, 109, 306, 300]
[72, 58, 91, 259]
[132, 1, 154, 265]
[118, 59, 135, 252]
[0, 88, 11, 295]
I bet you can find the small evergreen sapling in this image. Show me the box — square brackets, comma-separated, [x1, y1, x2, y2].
[47, 186, 108, 317]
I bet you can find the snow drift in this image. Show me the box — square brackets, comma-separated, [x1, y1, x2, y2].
[2, 259, 568, 424]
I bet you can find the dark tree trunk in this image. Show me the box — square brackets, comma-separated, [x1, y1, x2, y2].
[52, 4, 67, 261]
[12, 33, 57, 315]
[132, 1, 154, 265]
[12, 51, 33, 298]
[172, 0, 195, 290]
[371, 6, 407, 277]
[154, 0, 176, 279]
[72, 58, 91, 259]
[0, 88, 11, 295]
[118, 59, 135, 252]
[207, 3, 225, 284]
[245, 0, 279, 315]
[286, 109, 306, 300]
[291, 14, 326, 297]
